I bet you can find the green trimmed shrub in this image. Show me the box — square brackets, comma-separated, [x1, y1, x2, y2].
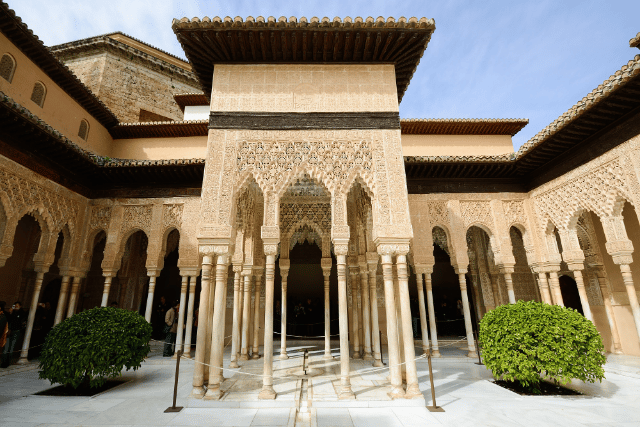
[479, 300, 605, 393]
[39, 307, 152, 388]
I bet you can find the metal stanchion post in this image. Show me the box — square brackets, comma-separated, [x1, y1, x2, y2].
[426, 350, 444, 412]
[473, 328, 483, 366]
[379, 330, 385, 365]
[165, 350, 183, 413]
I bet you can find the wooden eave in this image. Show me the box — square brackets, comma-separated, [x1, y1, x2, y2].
[400, 118, 528, 136]
[172, 16, 436, 103]
[173, 93, 209, 112]
[110, 120, 208, 138]
[0, 2, 118, 128]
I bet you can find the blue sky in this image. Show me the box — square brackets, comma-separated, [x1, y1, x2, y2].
[10, 0, 640, 149]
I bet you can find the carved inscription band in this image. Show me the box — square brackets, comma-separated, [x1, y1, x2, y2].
[209, 112, 401, 130]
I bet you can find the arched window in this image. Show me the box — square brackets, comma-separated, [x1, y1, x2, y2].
[0, 53, 16, 83]
[78, 119, 89, 141]
[30, 81, 46, 107]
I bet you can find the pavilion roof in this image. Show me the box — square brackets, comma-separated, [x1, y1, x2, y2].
[171, 15, 436, 103]
[400, 118, 528, 136]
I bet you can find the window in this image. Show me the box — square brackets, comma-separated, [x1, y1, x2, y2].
[30, 81, 46, 107]
[78, 119, 89, 141]
[0, 53, 16, 83]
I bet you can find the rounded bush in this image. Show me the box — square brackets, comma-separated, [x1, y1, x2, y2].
[479, 300, 605, 391]
[39, 307, 152, 388]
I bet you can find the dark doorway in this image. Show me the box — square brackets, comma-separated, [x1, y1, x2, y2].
[559, 275, 583, 315]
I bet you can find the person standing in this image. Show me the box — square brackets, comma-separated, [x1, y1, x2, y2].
[154, 296, 169, 339]
[2, 302, 25, 367]
[163, 301, 179, 357]
[0, 302, 8, 368]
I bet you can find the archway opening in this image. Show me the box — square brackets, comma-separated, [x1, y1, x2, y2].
[113, 230, 148, 313]
[0, 214, 41, 306]
[152, 229, 182, 338]
[509, 226, 539, 302]
[559, 275, 584, 315]
[82, 231, 107, 312]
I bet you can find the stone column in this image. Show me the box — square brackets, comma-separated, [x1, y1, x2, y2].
[620, 263, 640, 341]
[414, 269, 430, 356]
[502, 267, 516, 304]
[279, 259, 290, 359]
[252, 271, 263, 359]
[66, 276, 82, 318]
[258, 247, 277, 400]
[396, 251, 421, 397]
[490, 274, 502, 307]
[144, 273, 158, 322]
[174, 275, 189, 356]
[183, 275, 197, 358]
[592, 266, 623, 353]
[236, 271, 244, 361]
[359, 257, 372, 360]
[240, 271, 252, 360]
[204, 252, 229, 400]
[570, 268, 593, 321]
[230, 265, 243, 368]
[18, 268, 48, 364]
[321, 257, 332, 359]
[379, 248, 404, 398]
[536, 271, 553, 304]
[349, 263, 361, 358]
[100, 274, 114, 307]
[367, 253, 383, 366]
[191, 255, 213, 398]
[548, 269, 564, 306]
[424, 268, 440, 357]
[457, 271, 477, 357]
[335, 245, 355, 399]
[53, 275, 71, 325]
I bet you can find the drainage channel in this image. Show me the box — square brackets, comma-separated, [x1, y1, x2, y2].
[292, 350, 314, 427]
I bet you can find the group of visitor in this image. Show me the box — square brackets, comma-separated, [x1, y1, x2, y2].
[0, 300, 26, 368]
[152, 296, 183, 357]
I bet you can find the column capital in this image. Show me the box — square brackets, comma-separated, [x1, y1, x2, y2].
[498, 264, 516, 275]
[179, 267, 200, 277]
[376, 243, 410, 256]
[414, 263, 434, 275]
[453, 265, 468, 275]
[279, 258, 290, 270]
[605, 240, 634, 265]
[333, 244, 349, 256]
[232, 264, 243, 273]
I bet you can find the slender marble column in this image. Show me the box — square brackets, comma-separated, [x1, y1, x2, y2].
[490, 275, 502, 307]
[620, 264, 640, 342]
[54, 275, 71, 325]
[174, 275, 189, 356]
[258, 252, 276, 399]
[360, 265, 372, 360]
[503, 272, 516, 304]
[230, 266, 242, 368]
[204, 254, 229, 400]
[252, 273, 263, 359]
[279, 262, 290, 359]
[350, 268, 361, 359]
[183, 276, 196, 358]
[458, 273, 477, 357]
[593, 268, 622, 353]
[548, 271, 564, 306]
[396, 254, 420, 397]
[415, 271, 430, 355]
[236, 273, 244, 360]
[336, 251, 355, 399]
[379, 252, 403, 398]
[322, 263, 332, 359]
[66, 276, 82, 318]
[191, 256, 213, 398]
[572, 269, 593, 321]
[101, 275, 113, 307]
[537, 272, 553, 304]
[240, 273, 252, 360]
[367, 258, 383, 367]
[144, 275, 157, 321]
[425, 272, 440, 357]
[18, 271, 46, 364]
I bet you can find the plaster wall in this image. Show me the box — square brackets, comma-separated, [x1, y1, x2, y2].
[63, 51, 201, 123]
[111, 136, 207, 160]
[210, 64, 399, 113]
[400, 134, 515, 157]
[0, 33, 113, 156]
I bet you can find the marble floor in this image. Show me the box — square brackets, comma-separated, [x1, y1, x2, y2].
[1, 339, 639, 426]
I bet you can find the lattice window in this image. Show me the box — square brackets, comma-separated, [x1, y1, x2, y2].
[0, 53, 16, 83]
[78, 119, 89, 141]
[30, 81, 46, 107]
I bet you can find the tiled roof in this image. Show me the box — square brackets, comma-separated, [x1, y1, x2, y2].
[172, 15, 436, 104]
[630, 32, 640, 49]
[110, 120, 208, 139]
[0, 2, 118, 127]
[400, 118, 528, 136]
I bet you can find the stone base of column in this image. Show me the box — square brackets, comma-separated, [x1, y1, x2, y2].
[388, 386, 405, 399]
[251, 353, 261, 360]
[258, 386, 277, 400]
[190, 386, 206, 398]
[323, 353, 334, 360]
[432, 350, 441, 358]
[229, 361, 239, 368]
[363, 352, 373, 360]
[467, 350, 477, 358]
[338, 387, 355, 400]
[239, 353, 249, 361]
[278, 352, 289, 360]
[203, 387, 223, 400]
[352, 352, 362, 359]
[17, 356, 29, 365]
[405, 383, 422, 399]
[373, 359, 383, 367]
